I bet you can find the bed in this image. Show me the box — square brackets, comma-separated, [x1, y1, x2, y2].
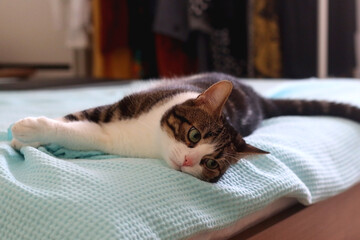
[1, 78, 360, 239]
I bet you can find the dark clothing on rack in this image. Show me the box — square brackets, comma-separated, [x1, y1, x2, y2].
[207, 0, 248, 76]
[99, 0, 129, 52]
[328, 0, 356, 77]
[278, 0, 356, 78]
[153, 0, 189, 41]
[278, 0, 317, 78]
[92, 0, 356, 79]
[128, 0, 158, 78]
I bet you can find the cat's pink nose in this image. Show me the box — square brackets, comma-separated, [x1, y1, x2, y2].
[182, 156, 193, 167]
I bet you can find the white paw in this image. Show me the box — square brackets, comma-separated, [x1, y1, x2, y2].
[12, 117, 51, 143]
[11, 138, 41, 150]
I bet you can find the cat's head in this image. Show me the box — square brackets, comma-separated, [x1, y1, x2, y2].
[160, 80, 268, 182]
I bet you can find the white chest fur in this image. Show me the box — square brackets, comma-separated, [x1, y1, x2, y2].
[101, 92, 199, 158]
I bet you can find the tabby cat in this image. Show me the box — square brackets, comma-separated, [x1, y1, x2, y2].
[11, 73, 360, 182]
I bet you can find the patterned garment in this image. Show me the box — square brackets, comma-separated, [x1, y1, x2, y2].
[251, 0, 282, 78]
[188, 0, 248, 76]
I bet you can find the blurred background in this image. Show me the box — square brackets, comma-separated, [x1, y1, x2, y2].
[0, 0, 359, 89]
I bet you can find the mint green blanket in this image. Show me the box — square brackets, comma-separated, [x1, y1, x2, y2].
[1, 80, 360, 239]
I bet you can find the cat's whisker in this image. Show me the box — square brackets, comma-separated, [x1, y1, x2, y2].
[222, 158, 232, 167]
[223, 155, 240, 161]
[223, 153, 238, 159]
[222, 153, 241, 165]
[174, 147, 182, 161]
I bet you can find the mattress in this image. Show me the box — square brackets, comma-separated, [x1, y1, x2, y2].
[1, 78, 360, 240]
[189, 197, 296, 239]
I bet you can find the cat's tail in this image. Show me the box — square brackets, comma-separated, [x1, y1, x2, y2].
[261, 98, 360, 123]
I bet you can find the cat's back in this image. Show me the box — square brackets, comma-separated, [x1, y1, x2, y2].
[123, 72, 260, 121]
[116, 73, 220, 119]
[65, 73, 259, 126]
[117, 81, 200, 120]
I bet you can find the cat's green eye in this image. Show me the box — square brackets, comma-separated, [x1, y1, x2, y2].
[204, 159, 219, 170]
[188, 127, 201, 144]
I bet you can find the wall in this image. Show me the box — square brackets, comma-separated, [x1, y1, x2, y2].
[0, 0, 71, 65]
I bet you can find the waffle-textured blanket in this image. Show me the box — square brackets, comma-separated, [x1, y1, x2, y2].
[1, 80, 360, 239]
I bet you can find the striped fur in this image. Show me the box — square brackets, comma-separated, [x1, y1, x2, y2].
[261, 99, 360, 123]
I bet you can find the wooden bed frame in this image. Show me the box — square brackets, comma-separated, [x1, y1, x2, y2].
[230, 183, 360, 239]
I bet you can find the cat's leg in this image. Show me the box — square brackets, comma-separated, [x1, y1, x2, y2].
[11, 117, 109, 151]
[11, 138, 40, 150]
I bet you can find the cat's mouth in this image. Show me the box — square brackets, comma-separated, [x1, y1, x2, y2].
[170, 157, 200, 176]
[169, 157, 181, 171]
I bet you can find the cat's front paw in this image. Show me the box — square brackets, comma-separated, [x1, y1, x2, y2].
[11, 138, 40, 150]
[12, 117, 51, 143]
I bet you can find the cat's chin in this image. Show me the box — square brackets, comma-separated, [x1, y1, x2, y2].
[180, 165, 203, 179]
[166, 157, 181, 171]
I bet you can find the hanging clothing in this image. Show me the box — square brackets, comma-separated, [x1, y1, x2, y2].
[153, 0, 249, 77]
[187, 0, 213, 72]
[98, 0, 128, 53]
[128, 0, 158, 78]
[278, 0, 317, 78]
[92, 0, 134, 79]
[153, 0, 197, 77]
[251, 0, 282, 78]
[188, 0, 248, 77]
[155, 34, 197, 77]
[153, 0, 189, 41]
[278, 0, 356, 78]
[328, 0, 356, 77]
[355, 0, 360, 77]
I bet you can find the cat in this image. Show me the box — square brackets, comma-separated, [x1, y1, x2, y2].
[11, 73, 360, 182]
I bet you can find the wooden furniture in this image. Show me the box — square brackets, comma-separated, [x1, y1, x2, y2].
[232, 183, 360, 239]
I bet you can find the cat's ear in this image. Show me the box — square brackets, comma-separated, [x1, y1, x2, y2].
[235, 143, 269, 161]
[240, 144, 269, 155]
[234, 134, 269, 158]
[195, 80, 233, 118]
